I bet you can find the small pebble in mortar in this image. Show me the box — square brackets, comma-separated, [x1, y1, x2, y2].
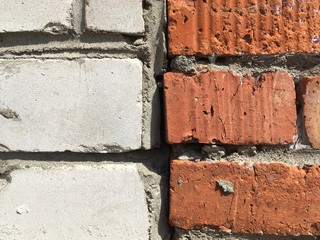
[216, 180, 234, 194]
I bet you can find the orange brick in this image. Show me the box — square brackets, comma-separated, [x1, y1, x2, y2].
[299, 76, 320, 149]
[170, 160, 320, 235]
[168, 0, 320, 56]
[164, 71, 296, 145]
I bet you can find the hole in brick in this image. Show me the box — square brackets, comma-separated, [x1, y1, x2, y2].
[183, 16, 189, 23]
[211, 7, 218, 13]
[244, 112, 247, 116]
[243, 34, 252, 44]
[198, 28, 203, 33]
[259, 8, 267, 15]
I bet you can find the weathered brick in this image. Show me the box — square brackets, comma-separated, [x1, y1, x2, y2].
[170, 160, 320, 235]
[299, 76, 320, 149]
[86, 0, 144, 34]
[0, 59, 142, 152]
[164, 71, 296, 145]
[0, 164, 149, 239]
[0, 0, 73, 33]
[168, 0, 320, 56]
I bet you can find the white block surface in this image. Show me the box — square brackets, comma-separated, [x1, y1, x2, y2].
[86, 0, 144, 34]
[0, 0, 73, 33]
[0, 165, 149, 240]
[0, 58, 142, 152]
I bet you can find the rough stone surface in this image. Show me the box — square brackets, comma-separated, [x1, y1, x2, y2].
[170, 160, 320, 235]
[0, 164, 149, 240]
[86, 0, 144, 34]
[0, 58, 142, 152]
[0, 0, 73, 33]
[299, 76, 320, 149]
[168, 0, 320, 55]
[164, 70, 297, 145]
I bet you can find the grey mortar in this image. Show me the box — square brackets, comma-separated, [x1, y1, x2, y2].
[174, 228, 318, 240]
[0, 0, 167, 151]
[172, 143, 320, 166]
[170, 54, 320, 84]
[170, 55, 197, 74]
[202, 145, 226, 160]
[140, 0, 167, 149]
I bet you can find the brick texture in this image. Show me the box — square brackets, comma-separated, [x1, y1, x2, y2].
[0, 0, 73, 33]
[0, 165, 149, 239]
[168, 0, 320, 55]
[164, 71, 297, 145]
[0, 59, 142, 152]
[86, 0, 144, 34]
[299, 76, 320, 149]
[170, 160, 320, 235]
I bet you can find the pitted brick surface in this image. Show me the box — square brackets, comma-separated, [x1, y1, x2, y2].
[164, 70, 297, 145]
[168, 0, 320, 55]
[299, 76, 320, 149]
[170, 160, 320, 235]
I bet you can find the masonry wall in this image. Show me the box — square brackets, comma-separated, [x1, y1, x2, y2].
[0, 0, 170, 239]
[1, 0, 320, 239]
[165, 0, 320, 239]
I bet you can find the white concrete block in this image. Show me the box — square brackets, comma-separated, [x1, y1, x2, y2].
[85, 0, 144, 35]
[0, 58, 143, 152]
[0, 164, 149, 240]
[0, 0, 73, 33]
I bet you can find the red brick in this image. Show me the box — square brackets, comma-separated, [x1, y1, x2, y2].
[299, 76, 320, 149]
[170, 160, 320, 235]
[168, 0, 320, 56]
[164, 71, 296, 145]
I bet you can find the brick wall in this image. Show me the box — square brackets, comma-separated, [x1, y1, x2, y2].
[0, 0, 170, 239]
[166, 0, 320, 239]
[0, 0, 320, 239]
